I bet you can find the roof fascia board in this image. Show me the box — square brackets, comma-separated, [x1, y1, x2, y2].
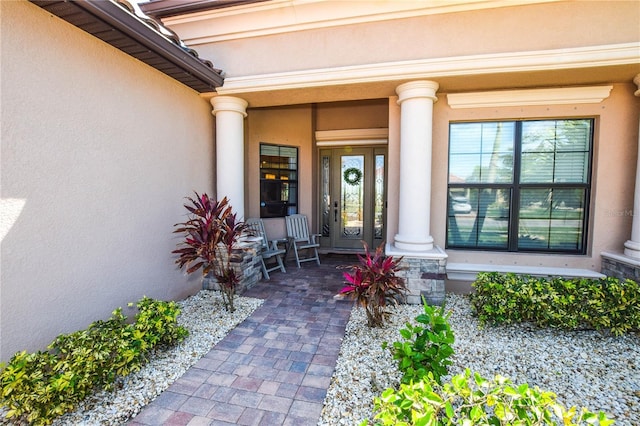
[215, 42, 640, 95]
[75, 1, 224, 88]
[163, 0, 561, 45]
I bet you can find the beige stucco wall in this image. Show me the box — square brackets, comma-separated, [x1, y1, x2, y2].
[0, 1, 214, 361]
[194, 1, 639, 78]
[315, 100, 388, 131]
[430, 83, 639, 275]
[246, 105, 314, 238]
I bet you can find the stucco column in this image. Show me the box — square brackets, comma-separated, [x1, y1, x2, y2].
[211, 96, 248, 218]
[623, 74, 640, 259]
[393, 81, 439, 252]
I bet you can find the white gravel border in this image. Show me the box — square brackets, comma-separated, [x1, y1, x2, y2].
[319, 294, 640, 426]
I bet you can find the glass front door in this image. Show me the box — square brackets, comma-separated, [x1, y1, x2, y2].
[320, 147, 386, 250]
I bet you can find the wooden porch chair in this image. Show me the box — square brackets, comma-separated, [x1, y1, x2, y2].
[245, 218, 286, 280]
[285, 214, 321, 268]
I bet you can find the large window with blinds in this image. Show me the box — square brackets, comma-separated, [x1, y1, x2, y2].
[447, 119, 593, 253]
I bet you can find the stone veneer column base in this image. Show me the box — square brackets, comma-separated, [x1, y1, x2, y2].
[202, 239, 263, 294]
[386, 244, 448, 306]
[601, 251, 640, 282]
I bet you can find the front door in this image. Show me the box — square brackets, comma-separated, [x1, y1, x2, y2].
[319, 147, 387, 250]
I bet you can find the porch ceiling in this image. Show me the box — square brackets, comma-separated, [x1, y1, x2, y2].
[30, 0, 225, 93]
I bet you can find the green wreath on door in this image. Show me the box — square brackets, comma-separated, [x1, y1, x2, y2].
[343, 167, 363, 186]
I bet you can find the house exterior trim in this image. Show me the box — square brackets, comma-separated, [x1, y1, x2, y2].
[446, 263, 605, 282]
[315, 128, 388, 146]
[162, 0, 560, 44]
[214, 42, 639, 95]
[446, 85, 613, 108]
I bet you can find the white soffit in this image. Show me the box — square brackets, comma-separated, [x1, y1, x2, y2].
[315, 128, 388, 146]
[164, 0, 560, 44]
[447, 85, 614, 109]
[215, 42, 638, 95]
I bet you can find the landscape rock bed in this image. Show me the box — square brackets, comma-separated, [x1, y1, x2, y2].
[319, 293, 640, 425]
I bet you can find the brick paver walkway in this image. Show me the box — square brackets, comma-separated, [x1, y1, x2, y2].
[127, 255, 354, 426]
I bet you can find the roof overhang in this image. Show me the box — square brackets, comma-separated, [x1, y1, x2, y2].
[30, 0, 224, 92]
[139, 0, 269, 19]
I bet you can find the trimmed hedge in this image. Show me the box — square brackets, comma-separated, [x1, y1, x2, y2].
[470, 272, 640, 335]
[0, 297, 188, 425]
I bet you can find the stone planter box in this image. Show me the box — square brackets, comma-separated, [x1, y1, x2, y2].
[202, 237, 263, 294]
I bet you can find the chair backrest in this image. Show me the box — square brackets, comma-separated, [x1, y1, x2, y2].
[245, 218, 269, 250]
[285, 214, 311, 242]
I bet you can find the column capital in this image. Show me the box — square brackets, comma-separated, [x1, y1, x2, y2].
[634, 74, 640, 97]
[396, 80, 439, 104]
[211, 96, 248, 117]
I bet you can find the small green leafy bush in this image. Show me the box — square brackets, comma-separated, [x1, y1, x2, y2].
[471, 272, 640, 335]
[133, 296, 189, 349]
[384, 301, 454, 385]
[0, 297, 188, 425]
[365, 369, 614, 426]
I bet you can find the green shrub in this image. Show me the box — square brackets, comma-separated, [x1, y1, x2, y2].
[133, 297, 189, 349]
[384, 301, 454, 385]
[365, 369, 614, 426]
[470, 272, 640, 335]
[0, 297, 188, 425]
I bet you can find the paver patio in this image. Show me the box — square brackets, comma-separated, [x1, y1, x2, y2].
[127, 255, 355, 426]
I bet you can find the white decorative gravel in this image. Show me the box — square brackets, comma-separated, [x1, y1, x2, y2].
[0, 291, 263, 426]
[319, 293, 640, 426]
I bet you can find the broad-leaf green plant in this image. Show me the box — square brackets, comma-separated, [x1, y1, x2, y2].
[384, 300, 454, 385]
[365, 369, 614, 426]
[339, 242, 407, 327]
[173, 193, 248, 312]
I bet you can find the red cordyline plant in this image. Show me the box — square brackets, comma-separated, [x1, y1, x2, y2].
[340, 242, 407, 327]
[172, 192, 248, 312]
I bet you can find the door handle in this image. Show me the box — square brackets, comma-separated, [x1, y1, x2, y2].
[334, 201, 338, 222]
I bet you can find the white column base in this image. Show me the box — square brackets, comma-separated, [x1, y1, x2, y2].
[624, 240, 640, 259]
[394, 233, 434, 252]
[386, 242, 448, 259]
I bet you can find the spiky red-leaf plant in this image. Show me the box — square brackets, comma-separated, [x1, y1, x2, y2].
[173, 192, 247, 312]
[340, 242, 406, 327]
